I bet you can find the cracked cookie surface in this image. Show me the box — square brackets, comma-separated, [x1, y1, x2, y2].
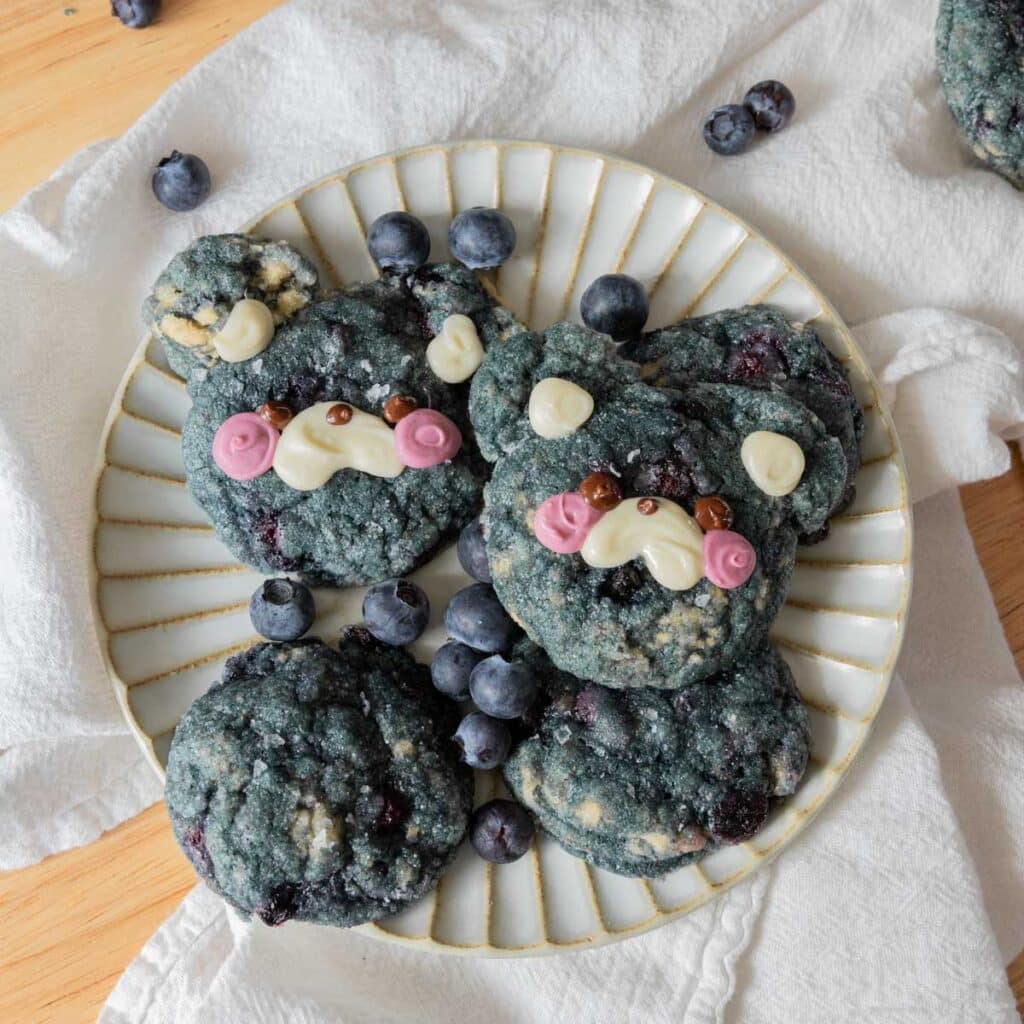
[504, 642, 809, 877]
[164, 634, 473, 928]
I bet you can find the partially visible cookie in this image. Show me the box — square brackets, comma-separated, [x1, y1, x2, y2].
[165, 634, 473, 928]
[937, 0, 1024, 188]
[622, 305, 863, 518]
[144, 234, 320, 383]
[504, 642, 809, 877]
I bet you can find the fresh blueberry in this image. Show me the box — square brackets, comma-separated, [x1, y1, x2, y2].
[443, 584, 518, 653]
[111, 0, 160, 28]
[454, 712, 512, 770]
[249, 578, 315, 642]
[457, 517, 491, 583]
[431, 640, 485, 701]
[469, 799, 535, 863]
[362, 578, 430, 646]
[366, 211, 431, 271]
[152, 151, 211, 212]
[743, 80, 796, 133]
[469, 655, 538, 720]
[580, 274, 649, 341]
[702, 104, 756, 156]
[448, 207, 516, 269]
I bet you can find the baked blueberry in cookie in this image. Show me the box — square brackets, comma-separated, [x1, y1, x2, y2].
[164, 634, 473, 928]
[503, 641, 809, 876]
[146, 233, 525, 585]
[470, 320, 848, 689]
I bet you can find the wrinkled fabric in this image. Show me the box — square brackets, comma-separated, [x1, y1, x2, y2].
[0, 1, 1022, 1021]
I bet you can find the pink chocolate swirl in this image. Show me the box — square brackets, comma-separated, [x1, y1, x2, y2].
[534, 492, 604, 554]
[394, 409, 462, 468]
[703, 529, 757, 589]
[211, 412, 278, 481]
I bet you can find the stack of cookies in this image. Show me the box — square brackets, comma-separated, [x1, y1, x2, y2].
[147, 213, 861, 926]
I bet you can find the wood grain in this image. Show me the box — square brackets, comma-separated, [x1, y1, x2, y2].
[0, 3, 1021, 1022]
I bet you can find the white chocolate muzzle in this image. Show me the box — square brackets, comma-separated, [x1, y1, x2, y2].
[581, 497, 704, 590]
[272, 402, 404, 490]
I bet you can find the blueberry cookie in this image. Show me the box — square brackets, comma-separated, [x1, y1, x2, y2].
[472, 322, 848, 689]
[622, 305, 863, 519]
[937, 0, 1024, 188]
[147, 235, 523, 585]
[144, 234, 320, 384]
[165, 633, 473, 928]
[504, 642, 809, 877]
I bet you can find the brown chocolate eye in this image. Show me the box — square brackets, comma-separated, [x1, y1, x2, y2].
[257, 401, 293, 430]
[636, 498, 658, 516]
[693, 495, 734, 531]
[578, 471, 623, 511]
[383, 394, 418, 424]
[325, 403, 354, 425]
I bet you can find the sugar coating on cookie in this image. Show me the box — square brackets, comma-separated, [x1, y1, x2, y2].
[504, 641, 809, 877]
[165, 636, 473, 928]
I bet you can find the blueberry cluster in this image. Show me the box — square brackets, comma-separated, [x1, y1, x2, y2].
[703, 80, 796, 157]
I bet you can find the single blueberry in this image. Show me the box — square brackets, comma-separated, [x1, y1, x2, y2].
[362, 578, 430, 646]
[366, 211, 431, 271]
[431, 640, 485, 701]
[457, 517, 491, 583]
[580, 274, 649, 341]
[454, 711, 512, 770]
[448, 207, 516, 269]
[152, 151, 211, 212]
[469, 655, 538, 720]
[702, 104, 756, 156]
[707, 790, 769, 844]
[743, 80, 796, 133]
[469, 799, 535, 863]
[111, 0, 160, 28]
[444, 583, 518, 653]
[249, 578, 316, 642]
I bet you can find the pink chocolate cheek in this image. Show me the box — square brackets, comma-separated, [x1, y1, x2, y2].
[212, 412, 278, 481]
[394, 409, 462, 468]
[534, 492, 604, 554]
[703, 529, 757, 589]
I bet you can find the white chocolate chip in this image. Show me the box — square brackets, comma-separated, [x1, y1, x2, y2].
[581, 497, 704, 591]
[212, 299, 276, 363]
[273, 401, 404, 490]
[575, 800, 603, 827]
[740, 430, 805, 497]
[159, 313, 209, 349]
[426, 314, 484, 384]
[528, 377, 594, 439]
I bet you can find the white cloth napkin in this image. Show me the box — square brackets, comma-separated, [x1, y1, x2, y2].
[1, 0, 1023, 1020]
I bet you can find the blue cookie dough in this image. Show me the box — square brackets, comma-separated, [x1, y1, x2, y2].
[164, 634, 473, 928]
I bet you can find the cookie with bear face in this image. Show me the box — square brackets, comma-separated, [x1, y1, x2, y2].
[504, 640, 809, 877]
[145, 236, 524, 585]
[470, 319, 849, 689]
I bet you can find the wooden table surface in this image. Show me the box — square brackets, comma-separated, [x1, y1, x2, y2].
[0, 3, 1021, 1021]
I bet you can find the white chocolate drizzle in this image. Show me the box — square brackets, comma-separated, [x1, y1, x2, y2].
[272, 402, 404, 490]
[528, 377, 594, 439]
[740, 431, 805, 497]
[426, 314, 484, 383]
[581, 497, 704, 591]
[212, 299, 276, 363]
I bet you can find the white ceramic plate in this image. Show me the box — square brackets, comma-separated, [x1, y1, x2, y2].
[91, 140, 911, 957]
